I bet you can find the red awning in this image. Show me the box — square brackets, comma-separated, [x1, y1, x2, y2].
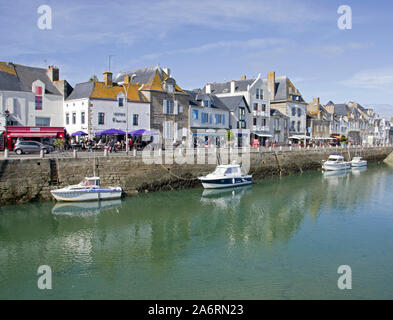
[8, 132, 58, 138]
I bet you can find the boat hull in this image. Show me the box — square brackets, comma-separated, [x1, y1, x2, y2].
[322, 163, 351, 171]
[199, 176, 252, 189]
[51, 188, 122, 202]
[351, 161, 367, 167]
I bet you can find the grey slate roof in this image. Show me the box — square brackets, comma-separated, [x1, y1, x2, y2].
[185, 90, 229, 111]
[270, 108, 288, 118]
[269, 76, 288, 101]
[219, 96, 250, 112]
[333, 104, 348, 116]
[66, 81, 95, 101]
[0, 62, 62, 95]
[204, 79, 255, 94]
[0, 70, 22, 91]
[114, 65, 161, 84]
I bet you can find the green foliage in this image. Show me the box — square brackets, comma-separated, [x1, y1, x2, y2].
[53, 139, 65, 149]
[227, 130, 234, 141]
[89, 75, 99, 82]
[340, 135, 347, 142]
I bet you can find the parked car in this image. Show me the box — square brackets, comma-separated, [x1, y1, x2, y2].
[14, 141, 54, 155]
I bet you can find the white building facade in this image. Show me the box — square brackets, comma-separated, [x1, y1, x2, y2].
[204, 74, 271, 145]
[64, 78, 150, 139]
[0, 63, 70, 128]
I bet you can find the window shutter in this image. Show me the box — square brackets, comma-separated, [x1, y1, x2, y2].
[163, 121, 167, 139]
[174, 122, 178, 139]
[163, 99, 167, 114]
[174, 100, 178, 114]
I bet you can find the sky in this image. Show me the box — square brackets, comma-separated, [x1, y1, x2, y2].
[1, 0, 393, 118]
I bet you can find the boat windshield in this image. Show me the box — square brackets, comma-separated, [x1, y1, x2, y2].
[212, 166, 240, 176]
[81, 179, 99, 186]
[212, 167, 227, 176]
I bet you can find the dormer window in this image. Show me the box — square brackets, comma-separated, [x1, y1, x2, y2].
[32, 80, 44, 110]
[202, 100, 211, 108]
[167, 84, 174, 93]
[35, 86, 42, 95]
[256, 89, 263, 100]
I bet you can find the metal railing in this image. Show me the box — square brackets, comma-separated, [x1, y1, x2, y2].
[1, 143, 392, 160]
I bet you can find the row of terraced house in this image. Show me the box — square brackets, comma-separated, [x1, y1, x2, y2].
[1, 61, 392, 150]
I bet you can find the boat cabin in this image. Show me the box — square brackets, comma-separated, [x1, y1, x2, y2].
[211, 165, 243, 177]
[327, 155, 345, 162]
[81, 177, 100, 186]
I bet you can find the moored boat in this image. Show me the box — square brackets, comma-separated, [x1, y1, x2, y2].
[50, 177, 122, 202]
[322, 155, 351, 171]
[351, 156, 367, 167]
[198, 164, 252, 189]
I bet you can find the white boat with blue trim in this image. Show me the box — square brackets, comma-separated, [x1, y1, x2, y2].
[322, 155, 351, 171]
[351, 156, 367, 167]
[50, 177, 122, 202]
[198, 164, 252, 189]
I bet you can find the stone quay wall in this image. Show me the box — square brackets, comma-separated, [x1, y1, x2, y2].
[0, 146, 392, 205]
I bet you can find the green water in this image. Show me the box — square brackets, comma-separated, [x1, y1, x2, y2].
[1, 165, 393, 299]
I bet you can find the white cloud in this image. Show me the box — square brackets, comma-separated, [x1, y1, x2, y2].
[341, 66, 393, 90]
[130, 38, 291, 64]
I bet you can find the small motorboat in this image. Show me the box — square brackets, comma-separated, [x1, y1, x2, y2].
[351, 156, 367, 167]
[322, 155, 351, 171]
[51, 177, 122, 202]
[198, 164, 252, 189]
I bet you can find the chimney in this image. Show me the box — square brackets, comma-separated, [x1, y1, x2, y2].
[47, 65, 59, 82]
[124, 75, 130, 86]
[230, 80, 235, 93]
[163, 68, 171, 77]
[313, 97, 320, 106]
[324, 103, 334, 114]
[206, 84, 211, 94]
[103, 71, 113, 87]
[267, 72, 275, 101]
[240, 75, 246, 80]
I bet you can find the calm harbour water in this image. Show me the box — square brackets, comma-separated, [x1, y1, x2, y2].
[1, 164, 393, 299]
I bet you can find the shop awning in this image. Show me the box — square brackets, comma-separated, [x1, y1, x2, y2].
[8, 132, 58, 138]
[255, 133, 272, 137]
[193, 133, 226, 137]
[289, 135, 312, 140]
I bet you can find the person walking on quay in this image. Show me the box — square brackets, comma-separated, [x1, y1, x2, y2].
[87, 139, 93, 152]
[129, 138, 133, 150]
[108, 139, 115, 153]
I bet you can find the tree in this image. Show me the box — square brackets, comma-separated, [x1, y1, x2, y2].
[89, 75, 99, 82]
[227, 130, 234, 142]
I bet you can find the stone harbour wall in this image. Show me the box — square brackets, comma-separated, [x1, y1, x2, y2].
[0, 146, 392, 205]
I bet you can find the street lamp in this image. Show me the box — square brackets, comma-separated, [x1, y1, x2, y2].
[119, 74, 136, 155]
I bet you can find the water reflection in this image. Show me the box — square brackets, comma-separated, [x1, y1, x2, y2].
[52, 200, 122, 216]
[200, 186, 252, 208]
[0, 164, 392, 299]
[351, 166, 367, 176]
